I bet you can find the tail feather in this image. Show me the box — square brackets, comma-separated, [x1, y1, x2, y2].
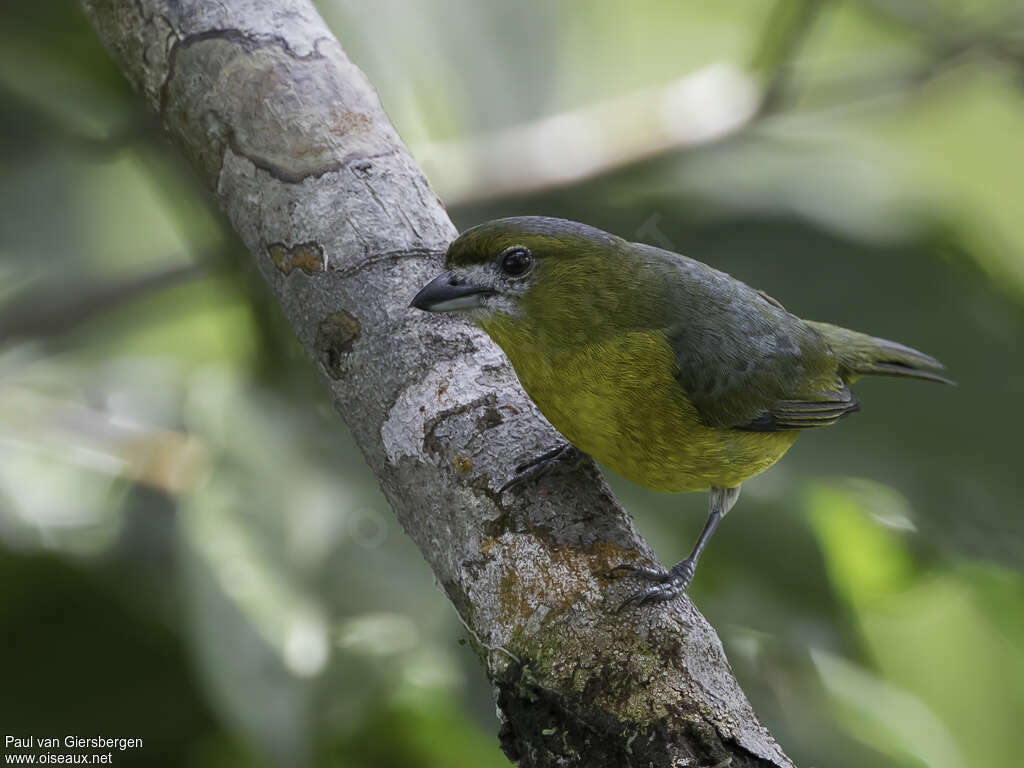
[807, 321, 954, 386]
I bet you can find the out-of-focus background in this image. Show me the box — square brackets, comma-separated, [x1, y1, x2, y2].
[1, 0, 1022, 766]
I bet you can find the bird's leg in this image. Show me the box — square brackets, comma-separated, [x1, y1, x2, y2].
[613, 486, 741, 609]
[499, 442, 583, 495]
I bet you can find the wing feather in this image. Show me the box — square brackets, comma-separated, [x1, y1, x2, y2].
[737, 386, 861, 431]
[640, 244, 854, 432]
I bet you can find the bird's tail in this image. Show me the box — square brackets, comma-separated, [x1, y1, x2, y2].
[807, 321, 954, 385]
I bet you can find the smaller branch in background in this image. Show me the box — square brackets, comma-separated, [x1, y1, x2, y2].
[417, 0, 826, 208]
[425, 0, 1021, 210]
[0, 261, 208, 345]
[750, 0, 826, 116]
[414, 63, 762, 207]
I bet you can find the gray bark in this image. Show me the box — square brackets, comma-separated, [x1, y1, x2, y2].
[80, 2, 794, 766]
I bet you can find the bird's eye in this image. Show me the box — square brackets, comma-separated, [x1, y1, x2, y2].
[499, 246, 533, 278]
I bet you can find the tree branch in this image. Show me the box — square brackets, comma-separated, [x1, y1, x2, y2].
[79, 1, 794, 765]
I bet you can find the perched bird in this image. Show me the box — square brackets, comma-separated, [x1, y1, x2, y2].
[411, 217, 950, 606]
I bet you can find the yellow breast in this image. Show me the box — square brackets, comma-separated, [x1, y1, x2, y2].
[486, 325, 797, 492]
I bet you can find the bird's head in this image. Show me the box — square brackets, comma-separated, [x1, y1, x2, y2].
[411, 217, 643, 346]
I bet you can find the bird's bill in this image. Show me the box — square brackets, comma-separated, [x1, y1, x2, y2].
[409, 271, 494, 312]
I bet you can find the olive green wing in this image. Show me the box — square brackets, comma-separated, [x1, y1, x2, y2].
[652, 252, 858, 431]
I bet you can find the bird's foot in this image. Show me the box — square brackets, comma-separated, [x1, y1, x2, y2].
[499, 442, 582, 495]
[611, 558, 696, 611]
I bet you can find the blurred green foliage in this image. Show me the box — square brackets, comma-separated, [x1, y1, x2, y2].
[807, 482, 1024, 768]
[1, 0, 1022, 766]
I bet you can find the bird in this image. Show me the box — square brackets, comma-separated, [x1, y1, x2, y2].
[410, 216, 951, 607]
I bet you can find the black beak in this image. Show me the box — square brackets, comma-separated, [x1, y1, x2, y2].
[410, 272, 494, 312]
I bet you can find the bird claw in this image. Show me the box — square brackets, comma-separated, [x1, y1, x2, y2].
[611, 558, 696, 611]
[608, 563, 668, 581]
[499, 443, 581, 495]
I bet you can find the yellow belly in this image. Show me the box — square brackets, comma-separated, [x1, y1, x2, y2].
[496, 329, 797, 492]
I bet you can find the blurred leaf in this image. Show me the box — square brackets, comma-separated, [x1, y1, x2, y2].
[812, 648, 964, 768]
[807, 481, 1024, 767]
[806, 481, 915, 596]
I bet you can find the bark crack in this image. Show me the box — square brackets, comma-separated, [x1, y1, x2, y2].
[159, 26, 326, 118]
[223, 129, 338, 185]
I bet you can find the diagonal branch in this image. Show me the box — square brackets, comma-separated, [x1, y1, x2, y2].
[79, 1, 795, 766]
